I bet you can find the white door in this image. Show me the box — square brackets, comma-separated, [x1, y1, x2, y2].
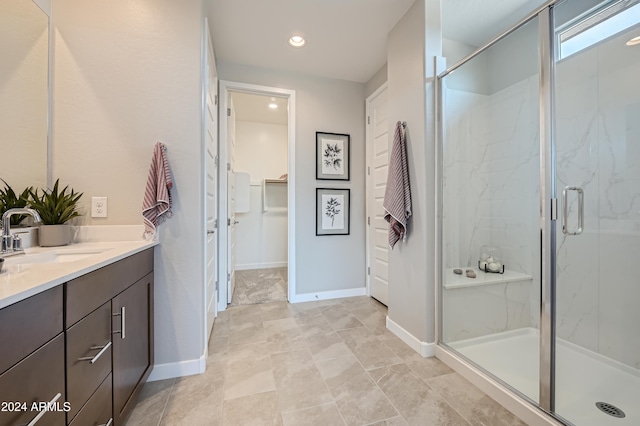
[226, 98, 237, 304]
[204, 23, 218, 341]
[366, 85, 389, 305]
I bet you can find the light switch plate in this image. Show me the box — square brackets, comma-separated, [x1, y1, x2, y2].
[91, 196, 108, 218]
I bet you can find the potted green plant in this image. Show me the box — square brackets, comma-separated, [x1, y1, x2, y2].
[0, 180, 33, 227]
[29, 179, 83, 246]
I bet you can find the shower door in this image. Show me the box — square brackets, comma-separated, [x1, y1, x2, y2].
[438, 0, 640, 424]
[552, 0, 640, 424]
[438, 15, 542, 404]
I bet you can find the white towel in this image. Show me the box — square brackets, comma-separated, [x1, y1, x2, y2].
[142, 142, 173, 240]
[383, 121, 412, 249]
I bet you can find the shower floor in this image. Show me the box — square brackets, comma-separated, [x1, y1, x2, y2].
[448, 328, 640, 425]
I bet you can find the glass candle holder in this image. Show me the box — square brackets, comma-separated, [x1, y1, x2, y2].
[479, 245, 503, 273]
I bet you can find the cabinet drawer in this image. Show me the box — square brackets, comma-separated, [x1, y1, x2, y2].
[0, 333, 66, 426]
[66, 249, 153, 326]
[66, 301, 112, 421]
[0, 286, 63, 375]
[69, 373, 113, 426]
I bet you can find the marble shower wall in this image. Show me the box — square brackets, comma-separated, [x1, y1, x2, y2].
[442, 76, 540, 340]
[555, 34, 640, 370]
[443, 29, 640, 369]
[443, 77, 540, 274]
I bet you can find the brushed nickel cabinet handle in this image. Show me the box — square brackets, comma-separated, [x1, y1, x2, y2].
[112, 306, 126, 339]
[27, 392, 61, 426]
[121, 306, 126, 339]
[97, 418, 113, 426]
[77, 341, 112, 364]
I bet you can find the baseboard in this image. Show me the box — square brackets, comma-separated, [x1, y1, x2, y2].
[386, 316, 436, 357]
[290, 287, 367, 303]
[148, 355, 206, 382]
[235, 261, 287, 271]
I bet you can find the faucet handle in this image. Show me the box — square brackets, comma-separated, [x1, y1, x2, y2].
[12, 234, 22, 252]
[1, 234, 13, 253]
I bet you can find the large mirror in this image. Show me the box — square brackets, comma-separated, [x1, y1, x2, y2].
[0, 0, 49, 192]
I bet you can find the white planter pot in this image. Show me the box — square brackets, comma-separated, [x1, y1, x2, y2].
[39, 224, 72, 247]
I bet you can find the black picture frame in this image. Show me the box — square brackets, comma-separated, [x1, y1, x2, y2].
[316, 188, 350, 236]
[316, 132, 350, 181]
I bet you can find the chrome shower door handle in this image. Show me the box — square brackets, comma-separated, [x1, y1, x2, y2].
[562, 186, 584, 236]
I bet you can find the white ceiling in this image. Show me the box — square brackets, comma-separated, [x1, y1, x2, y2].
[206, 0, 548, 84]
[231, 92, 288, 125]
[207, 0, 415, 83]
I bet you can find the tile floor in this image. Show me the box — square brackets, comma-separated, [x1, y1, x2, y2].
[124, 296, 527, 425]
[231, 268, 288, 306]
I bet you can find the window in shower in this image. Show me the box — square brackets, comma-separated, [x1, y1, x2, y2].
[557, 0, 640, 59]
[439, 16, 541, 404]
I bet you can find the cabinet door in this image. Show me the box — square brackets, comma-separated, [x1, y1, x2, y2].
[112, 272, 153, 426]
[0, 334, 66, 426]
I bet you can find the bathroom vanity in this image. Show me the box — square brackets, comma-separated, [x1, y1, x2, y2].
[0, 242, 155, 426]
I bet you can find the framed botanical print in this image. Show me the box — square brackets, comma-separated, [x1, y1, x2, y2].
[316, 132, 350, 181]
[316, 188, 350, 236]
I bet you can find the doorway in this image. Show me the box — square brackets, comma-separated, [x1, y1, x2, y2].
[218, 81, 296, 311]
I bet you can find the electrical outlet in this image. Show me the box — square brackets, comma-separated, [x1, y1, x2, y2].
[91, 197, 108, 218]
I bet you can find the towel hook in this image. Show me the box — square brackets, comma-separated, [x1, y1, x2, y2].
[401, 121, 407, 129]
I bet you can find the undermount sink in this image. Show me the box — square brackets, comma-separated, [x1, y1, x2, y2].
[3, 247, 112, 266]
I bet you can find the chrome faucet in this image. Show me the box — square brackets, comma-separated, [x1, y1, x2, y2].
[1, 208, 42, 256]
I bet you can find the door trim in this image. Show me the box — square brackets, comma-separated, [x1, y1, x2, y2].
[538, 6, 556, 412]
[201, 17, 217, 352]
[365, 83, 387, 299]
[217, 80, 296, 311]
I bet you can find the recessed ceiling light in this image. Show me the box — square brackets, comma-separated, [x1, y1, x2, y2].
[268, 103, 278, 109]
[626, 36, 640, 46]
[288, 35, 306, 48]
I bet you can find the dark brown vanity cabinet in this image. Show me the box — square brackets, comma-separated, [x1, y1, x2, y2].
[66, 248, 154, 426]
[0, 286, 66, 426]
[0, 248, 153, 426]
[112, 272, 154, 426]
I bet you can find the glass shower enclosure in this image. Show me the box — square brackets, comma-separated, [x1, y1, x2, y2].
[437, 1, 640, 424]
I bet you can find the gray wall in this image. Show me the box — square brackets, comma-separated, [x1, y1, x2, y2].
[365, 64, 387, 98]
[442, 38, 489, 94]
[52, 0, 206, 370]
[442, 16, 538, 96]
[386, 0, 440, 344]
[218, 62, 367, 296]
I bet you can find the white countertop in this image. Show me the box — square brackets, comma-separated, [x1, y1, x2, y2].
[0, 240, 157, 309]
[443, 268, 533, 290]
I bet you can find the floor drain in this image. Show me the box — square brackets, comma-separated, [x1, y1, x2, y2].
[596, 402, 626, 418]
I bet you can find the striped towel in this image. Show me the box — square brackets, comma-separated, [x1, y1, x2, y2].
[383, 121, 412, 249]
[142, 142, 173, 240]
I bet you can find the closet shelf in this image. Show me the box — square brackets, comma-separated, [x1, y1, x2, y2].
[263, 179, 288, 212]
